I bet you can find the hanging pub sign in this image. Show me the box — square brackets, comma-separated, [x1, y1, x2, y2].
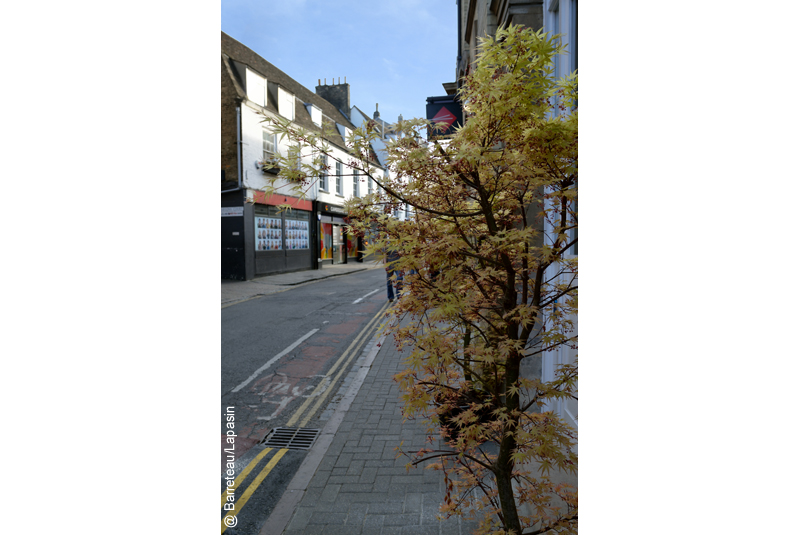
[426, 95, 463, 139]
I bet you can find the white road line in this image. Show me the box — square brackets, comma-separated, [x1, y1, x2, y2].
[231, 329, 319, 393]
[352, 288, 380, 304]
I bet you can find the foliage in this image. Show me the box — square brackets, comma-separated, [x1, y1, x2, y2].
[262, 25, 578, 535]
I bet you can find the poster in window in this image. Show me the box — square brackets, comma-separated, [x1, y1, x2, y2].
[256, 218, 284, 250]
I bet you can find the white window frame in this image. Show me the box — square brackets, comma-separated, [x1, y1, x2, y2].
[262, 128, 277, 162]
[246, 68, 267, 107]
[308, 104, 322, 127]
[335, 161, 343, 195]
[320, 154, 329, 191]
[353, 168, 360, 198]
[278, 87, 295, 120]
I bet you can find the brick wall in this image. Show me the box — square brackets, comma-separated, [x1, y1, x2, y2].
[221, 56, 240, 190]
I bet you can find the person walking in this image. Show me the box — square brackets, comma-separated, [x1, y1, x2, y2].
[385, 248, 402, 302]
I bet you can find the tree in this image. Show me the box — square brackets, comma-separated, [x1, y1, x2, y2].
[262, 25, 578, 535]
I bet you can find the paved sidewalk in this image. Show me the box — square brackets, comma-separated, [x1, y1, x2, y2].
[262, 324, 480, 535]
[222, 262, 383, 307]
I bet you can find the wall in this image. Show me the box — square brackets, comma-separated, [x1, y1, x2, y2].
[221, 57, 240, 190]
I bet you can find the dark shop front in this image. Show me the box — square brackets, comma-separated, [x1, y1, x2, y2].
[221, 190, 315, 280]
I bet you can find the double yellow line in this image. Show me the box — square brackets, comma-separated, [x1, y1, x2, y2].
[221, 447, 287, 533]
[220, 301, 389, 532]
[286, 301, 389, 428]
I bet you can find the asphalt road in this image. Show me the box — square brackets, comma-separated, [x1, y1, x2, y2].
[221, 267, 389, 534]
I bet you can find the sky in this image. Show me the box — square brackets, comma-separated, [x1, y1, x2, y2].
[221, 0, 457, 124]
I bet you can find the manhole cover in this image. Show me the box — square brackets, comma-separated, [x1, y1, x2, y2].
[260, 427, 320, 450]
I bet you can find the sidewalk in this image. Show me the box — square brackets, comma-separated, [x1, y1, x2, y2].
[261, 321, 481, 535]
[221, 262, 383, 307]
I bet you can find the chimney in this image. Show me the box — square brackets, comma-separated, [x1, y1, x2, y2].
[373, 103, 380, 120]
[315, 78, 350, 113]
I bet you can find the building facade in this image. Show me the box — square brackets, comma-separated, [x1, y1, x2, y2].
[221, 32, 389, 280]
[540, 0, 578, 432]
[437, 2, 578, 433]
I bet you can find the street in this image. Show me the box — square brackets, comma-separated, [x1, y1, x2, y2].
[221, 267, 389, 534]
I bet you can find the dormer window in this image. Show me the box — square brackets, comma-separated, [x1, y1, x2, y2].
[306, 104, 322, 127]
[246, 68, 266, 107]
[278, 87, 295, 120]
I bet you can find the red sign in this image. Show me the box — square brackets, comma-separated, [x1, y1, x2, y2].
[252, 191, 312, 211]
[431, 107, 457, 129]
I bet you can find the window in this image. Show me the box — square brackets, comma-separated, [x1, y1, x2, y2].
[278, 87, 294, 120]
[551, 0, 561, 116]
[353, 169, 360, 198]
[367, 171, 373, 195]
[262, 129, 276, 162]
[246, 68, 266, 107]
[320, 155, 329, 191]
[335, 162, 343, 195]
[308, 104, 322, 127]
[569, 197, 577, 255]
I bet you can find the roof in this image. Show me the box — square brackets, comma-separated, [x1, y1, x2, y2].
[222, 31, 379, 164]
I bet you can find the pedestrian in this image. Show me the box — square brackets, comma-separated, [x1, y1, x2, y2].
[385, 248, 402, 302]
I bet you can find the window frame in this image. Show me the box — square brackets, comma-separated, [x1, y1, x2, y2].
[278, 87, 295, 121]
[262, 128, 277, 162]
[319, 154, 329, 192]
[335, 161, 343, 195]
[246, 68, 267, 107]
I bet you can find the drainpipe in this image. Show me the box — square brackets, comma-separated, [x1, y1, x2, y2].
[456, 0, 462, 82]
[222, 101, 244, 193]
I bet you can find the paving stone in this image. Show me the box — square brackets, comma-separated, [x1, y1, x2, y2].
[320, 524, 361, 535]
[308, 511, 346, 525]
[401, 524, 439, 535]
[403, 492, 423, 514]
[359, 466, 378, 484]
[328, 475, 361, 484]
[334, 452, 354, 467]
[346, 459, 366, 476]
[347, 502, 369, 519]
[362, 513, 385, 530]
[340, 482, 381, 493]
[284, 525, 324, 535]
[383, 513, 422, 527]
[367, 501, 404, 515]
[285, 506, 313, 531]
[319, 483, 341, 503]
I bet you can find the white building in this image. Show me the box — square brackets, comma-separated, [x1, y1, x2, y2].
[221, 32, 393, 278]
[540, 0, 578, 433]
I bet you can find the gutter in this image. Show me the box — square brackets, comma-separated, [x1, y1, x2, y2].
[222, 100, 244, 194]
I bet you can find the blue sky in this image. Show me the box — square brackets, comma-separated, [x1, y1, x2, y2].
[222, 0, 457, 124]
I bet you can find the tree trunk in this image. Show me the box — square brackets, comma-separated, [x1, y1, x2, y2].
[495, 352, 523, 534]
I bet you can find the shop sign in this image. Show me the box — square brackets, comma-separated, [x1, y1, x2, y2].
[221, 207, 244, 217]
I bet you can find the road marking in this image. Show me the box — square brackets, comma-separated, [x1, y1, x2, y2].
[220, 447, 273, 508]
[298, 304, 386, 427]
[352, 288, 380, 304]
[231, 329, 319, 393]
[222, 448, 288, 533]
[285, 302, 388, 428]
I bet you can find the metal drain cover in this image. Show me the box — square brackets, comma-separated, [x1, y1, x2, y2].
[260, 427, 320, 450]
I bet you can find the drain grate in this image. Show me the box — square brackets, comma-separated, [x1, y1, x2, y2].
[260, 427, 320, 450]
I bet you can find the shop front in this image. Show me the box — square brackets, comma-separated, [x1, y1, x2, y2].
[250, 192, 315, 277]
[316, 201, 357, 265]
